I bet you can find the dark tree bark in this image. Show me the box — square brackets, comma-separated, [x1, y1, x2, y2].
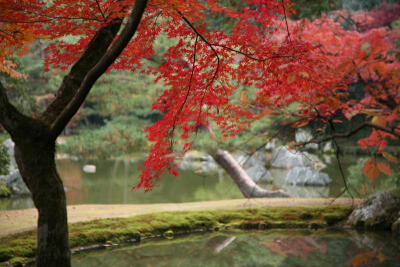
[14, 136, 70, 266]
[212, 149, 290, 198]
[0, 1, 148, 266]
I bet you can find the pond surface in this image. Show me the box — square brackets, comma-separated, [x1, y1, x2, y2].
[72, 229, 400, 267]
[0, 154, 388, 210]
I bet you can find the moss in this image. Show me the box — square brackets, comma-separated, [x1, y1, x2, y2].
[0, 185, 11, 198]
[9, 257, 27, 267]
[0, 205, 353, 264]
[163, 230, 174, 239]
[0, 248, 14, 262]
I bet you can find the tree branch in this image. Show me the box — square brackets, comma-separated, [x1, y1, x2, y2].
[41, 20, 122, 124]
[48, 0, 148, 138]
[297, 121, 400, 147]
[0, 81, 45, 138]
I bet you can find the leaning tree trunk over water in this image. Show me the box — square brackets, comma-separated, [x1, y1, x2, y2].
[212, 149, 290, 198]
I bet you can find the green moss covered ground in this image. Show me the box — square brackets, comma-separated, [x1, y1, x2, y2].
[0, 205, 353, 266]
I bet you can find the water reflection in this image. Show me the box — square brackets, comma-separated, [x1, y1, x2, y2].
[0, 159, 243, 210]
[72, 229, 400, 267]
[0, 154, 392, 210]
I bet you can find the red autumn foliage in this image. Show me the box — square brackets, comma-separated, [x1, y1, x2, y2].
[1, 0, 399, 189]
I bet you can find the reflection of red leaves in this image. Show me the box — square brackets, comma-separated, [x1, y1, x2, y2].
[265, 237, 327, 259]
[346, 251, 385, 267]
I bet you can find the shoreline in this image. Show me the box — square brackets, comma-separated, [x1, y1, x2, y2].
[0, 198, 361, 237]
[1, 199, 358, 265]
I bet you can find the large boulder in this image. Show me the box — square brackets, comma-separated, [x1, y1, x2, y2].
[271, 146, 325, 170]
[176, 150, 218, 172]
[235, 151, 267, 169]
[245, 165, 273, 183]
[235, 152, 273, 183]
[295, 128, 318, 150]
[347, 192, 400, 230]
[285, 166, 331, 186]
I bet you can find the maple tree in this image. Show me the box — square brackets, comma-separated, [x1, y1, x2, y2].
[279, 2, 400, 181]
[1, 0, 398, 266]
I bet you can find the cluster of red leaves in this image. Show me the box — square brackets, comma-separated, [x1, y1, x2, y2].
[282, 4, 400, 180]
[2, 0, 398, 188]
[134, 0, 348, 191]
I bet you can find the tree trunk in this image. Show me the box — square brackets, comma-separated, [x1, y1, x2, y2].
[212, 149, 290, 198]
[14, 138, 70, 267]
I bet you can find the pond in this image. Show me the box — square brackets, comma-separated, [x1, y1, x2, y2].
[72, 229, 400, 267]
[0, 154, 391, 210]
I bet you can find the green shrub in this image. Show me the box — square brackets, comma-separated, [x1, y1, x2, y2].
[0, 144, 10, 176]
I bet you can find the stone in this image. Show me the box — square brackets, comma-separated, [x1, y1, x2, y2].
[0, 139, 30, 197]
[3, 138, 17, 171]
[265, 138, 278, 151]
[176, 151, 218, 172]
[235, 152, 266, 169]
[271, 146, 325, 170]
[285, 166, 331, 186]
[245, 165, 273, 183]
[347, 192, 400, 230]
[295, 128, 318, 150]
[323, 141, 333, 153]
[0, 170, 30, 196]
[83, 165, 97, 173]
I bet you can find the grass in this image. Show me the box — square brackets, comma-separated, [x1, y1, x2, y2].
[0, 205, 353, 266]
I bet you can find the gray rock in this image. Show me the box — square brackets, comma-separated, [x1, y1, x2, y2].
[271, 146, 325, 170]
[3, 138, 17, 170]
[235, 152, 266, 169]
[285, 166, 331, 186]
[83, 164, 96, 173]
[0, 139, 30, 196]
[245, 165, 273, 183]
[347, 192, 400, 230]
[0, 170, 30, 196]
[265, 138, 278, 151]
[176, 151, 218, 172]
[295, 129, 318, 150]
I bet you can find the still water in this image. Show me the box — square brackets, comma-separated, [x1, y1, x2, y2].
[0, 155, 378, 210]
[72, 229, 400, 267]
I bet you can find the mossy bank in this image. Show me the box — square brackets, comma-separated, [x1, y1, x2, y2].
[0, 205, 353, 266]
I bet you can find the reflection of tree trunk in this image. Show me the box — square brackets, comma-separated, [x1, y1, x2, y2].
[213, 236, 236, 254]
[211, 149, 290, 198]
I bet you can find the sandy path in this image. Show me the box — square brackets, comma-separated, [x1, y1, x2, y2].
[0, 198, 360, 237]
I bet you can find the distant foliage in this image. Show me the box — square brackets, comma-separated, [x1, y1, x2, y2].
[291, 0, 342, 19]
[60, 116, 147, 160]
[0, 144, 10, 175]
